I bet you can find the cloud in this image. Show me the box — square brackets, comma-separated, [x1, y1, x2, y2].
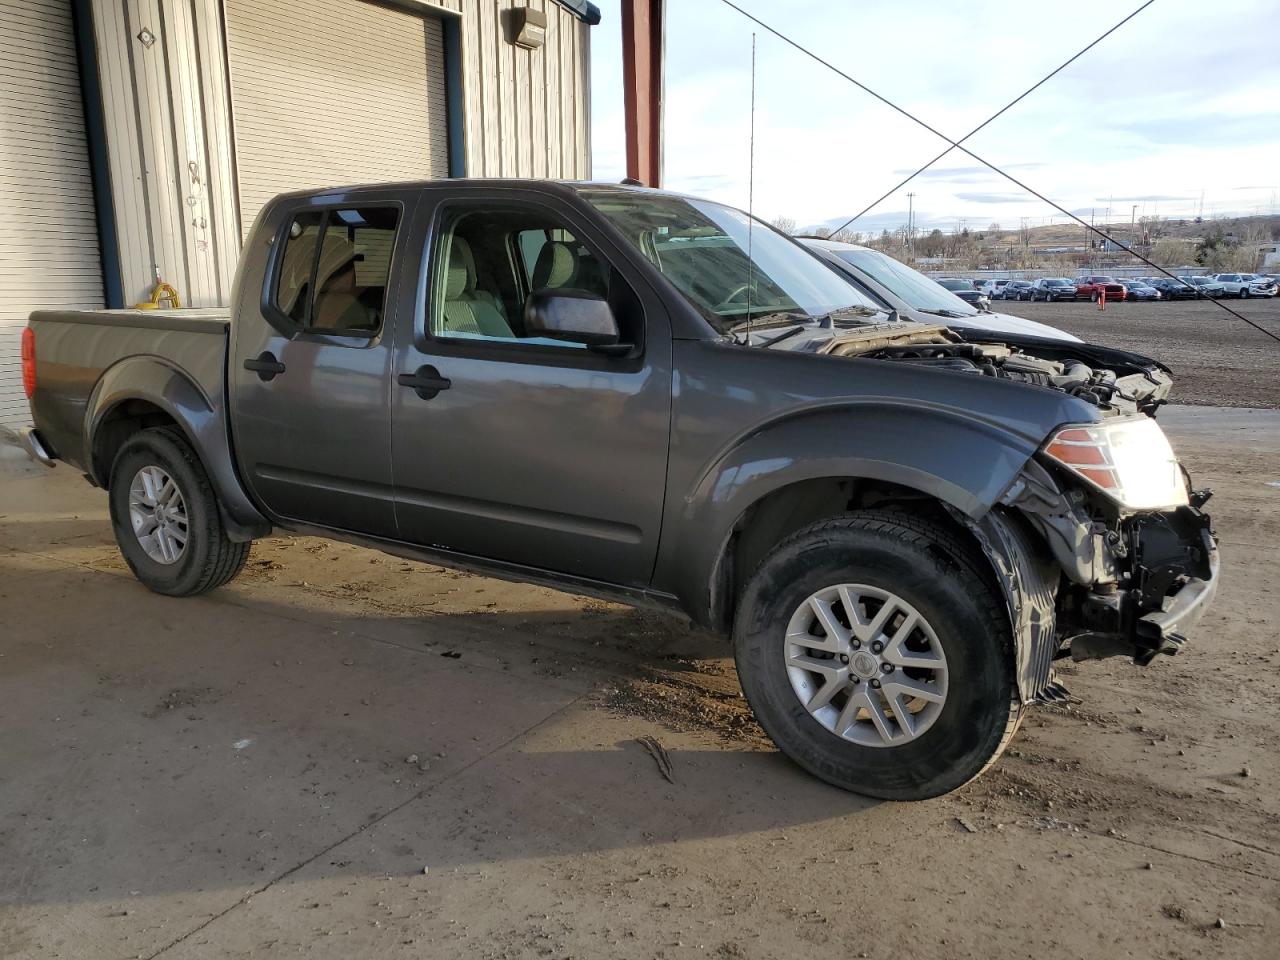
[954, 192, 1030, 204]
[1095, 195, 1197, 203]
[891, 163, 1045, 179]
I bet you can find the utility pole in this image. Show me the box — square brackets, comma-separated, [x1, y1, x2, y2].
[906, 192, 915, 260]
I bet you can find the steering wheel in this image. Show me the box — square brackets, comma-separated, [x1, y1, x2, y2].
[715, 282, 758, 313]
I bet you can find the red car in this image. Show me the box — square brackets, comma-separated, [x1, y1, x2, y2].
[1075, 276, 1128, 302]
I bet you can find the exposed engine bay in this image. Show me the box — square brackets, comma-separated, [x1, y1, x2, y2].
[764, 318, 1173, 416]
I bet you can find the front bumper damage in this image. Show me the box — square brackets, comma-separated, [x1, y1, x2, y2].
[959, 459, 1220, 705]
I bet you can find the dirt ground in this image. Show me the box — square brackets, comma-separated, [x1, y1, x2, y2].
[1011, 295, 1280, 409]
[3, 367, 1279, 955]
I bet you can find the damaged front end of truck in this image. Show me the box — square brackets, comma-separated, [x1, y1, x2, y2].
[766, 319, 1221, 703]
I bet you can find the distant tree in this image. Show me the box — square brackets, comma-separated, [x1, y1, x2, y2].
[830, 228, 860, 244]
[770, 215, 797, 235]
[1150, 238, 1196, 268]
[1197, 230, 1261, 272]
[918, 228, 945, 258]
[987, 222, 1002, 235]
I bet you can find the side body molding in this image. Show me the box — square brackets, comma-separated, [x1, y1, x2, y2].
[86, 356, 270, 541]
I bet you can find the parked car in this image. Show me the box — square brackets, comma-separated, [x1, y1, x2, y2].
[1120, 280, 1161, 301]
[934, 278, 990, 309]
[799, 239, 1078, 341]
[1075, 276, 1128, 302]
[1146, 277, 1198, 300]
[1029, 278, 1078, 302]
[1215, 273, 1278, 298]
[976, 279, 1010, 299]
[1179, 276, 1225, 298]
[1003, 280, 1034, 301]
[21, 180, 1216, 801]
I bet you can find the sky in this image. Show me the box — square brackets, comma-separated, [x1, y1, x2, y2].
[587, 0, 1280, 234]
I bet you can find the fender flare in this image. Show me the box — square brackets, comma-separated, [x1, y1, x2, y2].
[656, 402, 1044, 629]
[85, 356, 270, 541]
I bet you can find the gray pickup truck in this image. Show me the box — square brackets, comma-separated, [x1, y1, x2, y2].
[20, 180, 1219, 800]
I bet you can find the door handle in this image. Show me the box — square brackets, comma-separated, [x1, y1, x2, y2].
[244, 351, 286, 381]
[397, 364, 452, 400]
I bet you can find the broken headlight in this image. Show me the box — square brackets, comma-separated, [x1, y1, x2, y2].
[1043, 417, 1189, 511]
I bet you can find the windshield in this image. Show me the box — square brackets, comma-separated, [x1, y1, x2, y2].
[1045, 278, 1071, 286]
[830, 247, 979, 315]
[938, 279, 972, 291]
[583, 192, 878, 332]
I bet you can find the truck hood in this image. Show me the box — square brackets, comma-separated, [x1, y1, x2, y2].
[754, 317, 1171, 418]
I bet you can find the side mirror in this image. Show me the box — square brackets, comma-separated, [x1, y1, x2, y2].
[524, 288, 623, 348]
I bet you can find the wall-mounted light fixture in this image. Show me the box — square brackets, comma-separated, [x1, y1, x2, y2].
[511, 7, 546, 49]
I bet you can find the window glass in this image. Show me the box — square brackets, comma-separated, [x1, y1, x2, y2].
[431, 208, 613, 349]
[272, 206, 399, 334]
[278, 212, 323, 323]
[584, 192, 874, 332]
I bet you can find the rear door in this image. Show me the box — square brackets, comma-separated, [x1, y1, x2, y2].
[388, 189, 673, 586]
[230, 194, 411, 537]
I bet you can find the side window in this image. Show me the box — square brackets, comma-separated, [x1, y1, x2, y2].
[272, 206, 399, 335]
[431, 207, 615, 348]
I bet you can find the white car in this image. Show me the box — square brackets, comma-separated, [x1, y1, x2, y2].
[1214, 273, 1278, 298]
[799, 239, 1080, 342]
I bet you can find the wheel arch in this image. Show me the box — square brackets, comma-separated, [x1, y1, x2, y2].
[86, 357, 269, 541]
[657, 405, 1042, 634]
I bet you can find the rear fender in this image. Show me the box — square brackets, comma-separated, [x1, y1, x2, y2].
[86, 356, 269, 541]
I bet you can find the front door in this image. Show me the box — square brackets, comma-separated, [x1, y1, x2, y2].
[231, 200, 407, 538]
[389, 193, 672, 586]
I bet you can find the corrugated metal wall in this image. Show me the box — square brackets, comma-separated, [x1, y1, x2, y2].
[90, 0, 240, 309]
[88, 0, 592, 311]
[0, 0, 105, 428]
[440, 0, 592, 180]
[224, 0, 451, 236]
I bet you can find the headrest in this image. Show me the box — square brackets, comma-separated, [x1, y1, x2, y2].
[532, 240, 578, 290]
[445, 237, 476, 299]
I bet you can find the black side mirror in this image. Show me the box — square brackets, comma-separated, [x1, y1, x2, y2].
[524, 288, 624, 349]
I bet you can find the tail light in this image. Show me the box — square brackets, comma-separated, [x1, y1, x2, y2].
[21, 327, 36, 398]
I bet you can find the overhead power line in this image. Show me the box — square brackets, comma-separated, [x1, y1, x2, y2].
[824, 0, 1156, 238]
[717, 0, 1280, 345]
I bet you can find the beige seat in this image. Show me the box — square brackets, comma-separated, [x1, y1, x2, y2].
[441, 237, 513, 338]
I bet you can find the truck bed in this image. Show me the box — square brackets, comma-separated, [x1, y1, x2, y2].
[27, 308, 231, 475]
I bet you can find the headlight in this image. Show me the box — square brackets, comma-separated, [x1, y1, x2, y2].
[1043, 417, 1189, 510]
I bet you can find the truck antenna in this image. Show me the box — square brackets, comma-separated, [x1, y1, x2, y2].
[745, 31, 757, 342]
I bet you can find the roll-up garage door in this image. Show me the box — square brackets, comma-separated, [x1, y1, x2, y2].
[0, 0, 105, 428]
[224, 0, 450, 236]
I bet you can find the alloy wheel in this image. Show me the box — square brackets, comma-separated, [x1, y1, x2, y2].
[128, 465, 189, 564]
[784, 584, 949, 747]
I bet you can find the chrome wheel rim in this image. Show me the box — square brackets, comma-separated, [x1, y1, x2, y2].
[784, 584, 948, 748]
[128, 465, 188, 564]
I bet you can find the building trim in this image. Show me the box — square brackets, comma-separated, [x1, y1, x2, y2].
[71, 0, 125, 308]
[554, 0, 601, 25]
[442, 14, 467, 176]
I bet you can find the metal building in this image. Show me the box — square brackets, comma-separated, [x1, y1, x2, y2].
[0, 0, 598, 428]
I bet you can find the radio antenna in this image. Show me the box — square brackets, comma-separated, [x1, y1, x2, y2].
[745, 31, 757, 342]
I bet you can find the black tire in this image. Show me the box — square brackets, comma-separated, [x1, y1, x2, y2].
[1090, 291, 1099, 302]
[733, 511, 1019, 801]
[1239, 287, 1249, 298]
[108, 426, 250, 596]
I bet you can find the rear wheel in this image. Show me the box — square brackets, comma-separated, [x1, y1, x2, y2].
[108, 427, 249, 596]
[733, 512, 1019, 800]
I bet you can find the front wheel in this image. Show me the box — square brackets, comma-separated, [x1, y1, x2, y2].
[1240, 287, 1249, 298]
[108, 426, 250, 596]
[733, 512, 1019, 801]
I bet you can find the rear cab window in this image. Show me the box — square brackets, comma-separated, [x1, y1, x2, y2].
[272, 206, 400, 336]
